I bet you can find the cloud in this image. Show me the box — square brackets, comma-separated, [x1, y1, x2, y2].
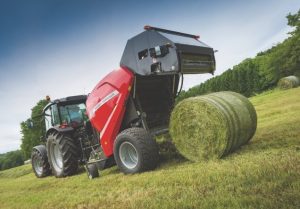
[0, 124, 22, 153]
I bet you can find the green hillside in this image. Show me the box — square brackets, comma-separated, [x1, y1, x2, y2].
[0, 88, 300, 209]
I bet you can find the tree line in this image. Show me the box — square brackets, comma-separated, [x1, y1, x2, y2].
[178, 10, 300, 101]
[20, 99, 48, 159]
[0, 99, 48, 171]
[0, 150, 24, 171]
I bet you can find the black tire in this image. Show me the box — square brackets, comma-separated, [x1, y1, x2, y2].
[114, 128, 159, 174]
[85, 163, 99, 179]
[46, 132, 79, 177]
[31, 145, 51, 178]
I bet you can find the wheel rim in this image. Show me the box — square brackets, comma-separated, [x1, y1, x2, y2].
[50, 142, 63, 172]
[33, 155, 43, 175]
[119, 141, 138, 169]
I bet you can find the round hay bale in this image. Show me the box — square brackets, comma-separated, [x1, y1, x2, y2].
[278, 76, 300, 89]
[205, 93, 250, 152]
[224, 91, 257, 143]
[169, 91, 257, 162]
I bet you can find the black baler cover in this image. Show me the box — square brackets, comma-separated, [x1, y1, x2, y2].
[120, 29, 215, 76]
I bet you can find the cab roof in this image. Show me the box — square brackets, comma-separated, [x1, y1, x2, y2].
[43, 95, 87, 113]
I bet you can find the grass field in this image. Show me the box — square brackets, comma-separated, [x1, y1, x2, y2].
[0, 88, 300, 209]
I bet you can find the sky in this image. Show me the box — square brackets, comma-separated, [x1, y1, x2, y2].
[0, 0, 299, 154]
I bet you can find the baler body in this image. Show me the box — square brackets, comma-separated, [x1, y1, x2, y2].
[86, 68, 134, 156]
[86, 26, 216, 158]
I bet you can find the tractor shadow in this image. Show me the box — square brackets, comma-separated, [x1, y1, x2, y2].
[76, 136, 187, 177]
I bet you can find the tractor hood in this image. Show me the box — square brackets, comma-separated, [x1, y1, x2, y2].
[120, 26, 216, 76]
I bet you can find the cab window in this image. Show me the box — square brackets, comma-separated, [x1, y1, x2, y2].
[60, 103, 86, 125]
[51, 105, 60, 126]
[44, 108, 52, 130]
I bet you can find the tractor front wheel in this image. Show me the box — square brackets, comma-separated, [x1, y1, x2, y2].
[114, 128, 159, 174]
[31, 145, 51, 178]
[47, 132, 79, 177]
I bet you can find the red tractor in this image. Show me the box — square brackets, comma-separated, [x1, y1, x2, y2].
[31, 26, 216, 179]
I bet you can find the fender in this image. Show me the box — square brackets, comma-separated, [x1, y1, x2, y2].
[45, 126, 74, 138]
[32, 144, 47, 156]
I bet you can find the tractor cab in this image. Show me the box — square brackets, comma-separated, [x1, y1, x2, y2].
[43, 95, 87, 132]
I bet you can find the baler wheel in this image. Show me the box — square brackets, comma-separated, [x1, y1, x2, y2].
[47, 132, 79, 177]
[114, 128, 159, 174]
[31, 145, 51, 178]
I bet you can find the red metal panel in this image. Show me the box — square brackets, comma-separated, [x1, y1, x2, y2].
[86, 67, 134, 157]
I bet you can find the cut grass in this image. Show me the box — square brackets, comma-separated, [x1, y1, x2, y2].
[0, 87, 300, 209]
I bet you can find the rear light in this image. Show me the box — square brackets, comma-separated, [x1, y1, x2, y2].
[144, 25, 152, 30]
[46, 95, 51, 101]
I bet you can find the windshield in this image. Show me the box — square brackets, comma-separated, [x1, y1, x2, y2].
[59, 103, 87, 126]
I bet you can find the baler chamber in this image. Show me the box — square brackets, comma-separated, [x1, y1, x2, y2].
[120, 26, 216, 76]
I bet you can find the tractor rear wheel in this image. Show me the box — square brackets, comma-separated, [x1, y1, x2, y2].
[47, 132, 79, 177]
[114, 128, 159, 174]
[31, 145, 51, 178]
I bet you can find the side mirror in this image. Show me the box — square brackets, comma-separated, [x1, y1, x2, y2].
[26, 120, 34, 129]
